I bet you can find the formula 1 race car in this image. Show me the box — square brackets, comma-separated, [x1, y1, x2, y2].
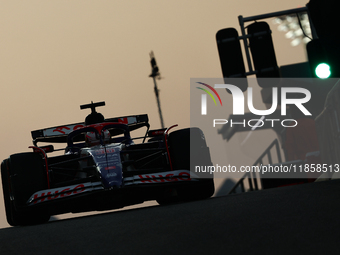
[1, 102, 214, 226]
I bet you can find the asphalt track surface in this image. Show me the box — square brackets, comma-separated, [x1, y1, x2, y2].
[1, 180, 340, 255]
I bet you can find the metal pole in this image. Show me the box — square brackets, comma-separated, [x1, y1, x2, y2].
[238, 15, 254, 74]
[149, 51, 165, 129]
[152, 76, 165, 129]
[241, 6, 308, 23]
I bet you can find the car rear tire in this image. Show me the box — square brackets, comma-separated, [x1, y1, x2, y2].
[1, 160, 16, 226]
[1, 153, 50, 226]
[157, 128, 214, 205]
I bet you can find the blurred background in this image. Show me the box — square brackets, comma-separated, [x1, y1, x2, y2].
[0, 0, 308, 228]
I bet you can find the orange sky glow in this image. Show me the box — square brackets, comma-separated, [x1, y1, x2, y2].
[0, 0, 308, 228]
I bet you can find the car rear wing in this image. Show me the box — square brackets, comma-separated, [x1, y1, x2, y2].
[31, 114, 149, 145]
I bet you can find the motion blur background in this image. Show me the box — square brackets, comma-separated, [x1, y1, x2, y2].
[0, 0, 307, 228]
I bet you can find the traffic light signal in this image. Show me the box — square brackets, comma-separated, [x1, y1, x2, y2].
[306, 0, 340, 79]
[247, 21, 280, 87]
[216, 28, 248, 92]
[306, 37, 340, 79]
[315, 63, 331, 79]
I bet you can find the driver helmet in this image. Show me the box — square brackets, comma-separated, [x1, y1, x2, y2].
[85, 130, 110, 146]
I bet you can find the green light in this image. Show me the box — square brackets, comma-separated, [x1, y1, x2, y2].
[315, 63, 331, 79]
